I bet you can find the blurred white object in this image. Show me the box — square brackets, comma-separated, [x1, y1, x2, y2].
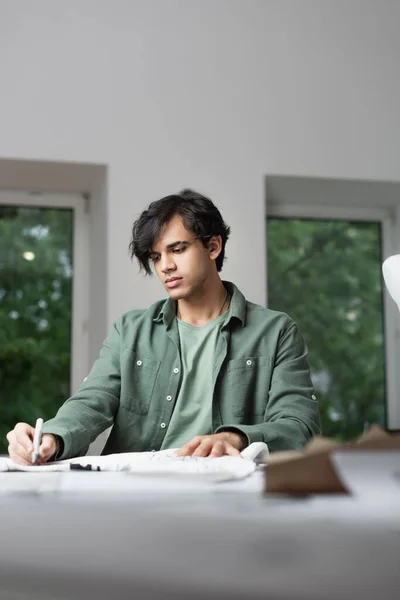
[331, 450, 400, 498]
[241, 441, 269, 463]
[382, 255, 400, 311]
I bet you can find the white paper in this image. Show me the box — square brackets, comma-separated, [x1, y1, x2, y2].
[0, 448, 256, 481]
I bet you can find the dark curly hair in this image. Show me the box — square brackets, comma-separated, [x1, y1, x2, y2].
[129, 189, 231, 275]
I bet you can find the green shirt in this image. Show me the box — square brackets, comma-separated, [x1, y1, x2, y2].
[42, 281, 321, 459]
[161, 313, 227, 449]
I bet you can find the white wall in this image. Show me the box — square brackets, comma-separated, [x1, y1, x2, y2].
[1, 0, 399, 328]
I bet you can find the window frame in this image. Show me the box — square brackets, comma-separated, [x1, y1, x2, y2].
[266, 202, 400, 431]
[0, 190, 89, 395]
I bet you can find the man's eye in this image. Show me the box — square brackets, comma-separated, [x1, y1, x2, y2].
[150, 255, 160, 263]
[173, 247, 184, 254]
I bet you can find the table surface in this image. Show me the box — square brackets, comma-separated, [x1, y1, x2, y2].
[1, 468, 400, 600]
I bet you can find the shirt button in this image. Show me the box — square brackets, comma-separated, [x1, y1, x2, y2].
[173, 368, 179, 374]
[160, 423, 166, 429]
[166, 396, 172, 401]
[136, 360, 142, 366]
[246, 360, 252, 366]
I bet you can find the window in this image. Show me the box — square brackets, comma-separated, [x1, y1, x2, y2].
[0, 192, 88, 453]
[267, 216, 386, 440]
[266, 175, 400, 437]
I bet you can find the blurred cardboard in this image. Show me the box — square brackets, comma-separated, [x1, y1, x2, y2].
[264, 426, 400, 495]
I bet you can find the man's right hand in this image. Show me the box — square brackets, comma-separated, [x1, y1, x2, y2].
[6, 423, 57, 465]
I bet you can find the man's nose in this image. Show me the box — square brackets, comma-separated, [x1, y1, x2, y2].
[161, 254, 176, 273]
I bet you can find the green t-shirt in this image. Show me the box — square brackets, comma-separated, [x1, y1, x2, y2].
[161, 312, 228, 450]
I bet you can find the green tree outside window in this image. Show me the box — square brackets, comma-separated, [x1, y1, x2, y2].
[267, 218, 386, 440]
[0, 206, 73, 453]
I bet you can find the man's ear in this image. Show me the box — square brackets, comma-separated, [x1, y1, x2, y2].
[208, 235, 222, 260]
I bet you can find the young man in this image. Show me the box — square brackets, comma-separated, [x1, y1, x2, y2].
[7, 189, 321, 465]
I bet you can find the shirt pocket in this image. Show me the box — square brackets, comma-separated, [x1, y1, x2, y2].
[226, 356, 272, 417]
[120, 352, 161, 415]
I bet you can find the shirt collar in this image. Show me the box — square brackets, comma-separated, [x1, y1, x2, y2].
[153, 280, 246, 328]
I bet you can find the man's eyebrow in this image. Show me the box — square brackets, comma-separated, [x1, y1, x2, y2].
[149, 240, 191, 256]
[165, 240, 190, 250]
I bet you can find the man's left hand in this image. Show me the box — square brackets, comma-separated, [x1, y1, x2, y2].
[176, 431, 247, 458]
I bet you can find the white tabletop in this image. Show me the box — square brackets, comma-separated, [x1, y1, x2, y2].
[1, 467, 400, 600]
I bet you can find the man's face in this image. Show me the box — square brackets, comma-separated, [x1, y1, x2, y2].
[149, 215, 220, 300]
